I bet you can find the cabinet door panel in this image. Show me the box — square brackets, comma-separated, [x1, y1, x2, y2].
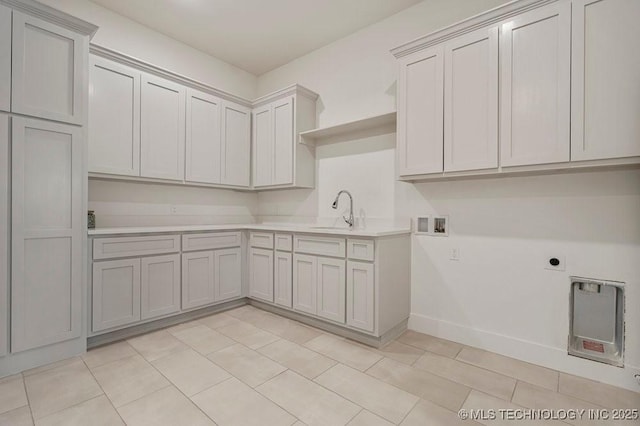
[140, 74, 185, 180]
[571, 0, 640, 161]
[273, 97, 294, 185]
[89, 56, 140, 176]
[11, 12, 86, 124]
[274, 251, 292, 308]
[0, 5, 10, 112]
[249, 247, 274, 302]
[317, 257, 346, 323]
[185, 89, 221, 184]
[221, 102, 251, 187]
[215, 247, 242, 302]
[253, 106, 272, 187]
[11, 118, 82, 352]
[182, 251, 215, 309]
[92, 259, 141, 332]
[0, 116, 6, 356]
[346, 261, 374, 333]
[444, 27, 498, 172]
[500, 3, 570, 166]
[293, 254, 316, 315]
[397, 46, 444, 176]
[141, 254, 180, 320]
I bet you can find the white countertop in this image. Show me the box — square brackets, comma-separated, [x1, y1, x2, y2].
[88, 223, 411, 238]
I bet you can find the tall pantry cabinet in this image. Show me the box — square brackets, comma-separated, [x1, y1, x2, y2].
[0, 0, 96, 376]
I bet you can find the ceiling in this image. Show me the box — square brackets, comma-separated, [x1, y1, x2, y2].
[90, 0, 423, 75]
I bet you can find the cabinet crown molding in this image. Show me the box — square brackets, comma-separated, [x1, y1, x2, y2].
[251, 84, 319, 108]
[390, 0, 558, 58]
[1, 0, 98, 38]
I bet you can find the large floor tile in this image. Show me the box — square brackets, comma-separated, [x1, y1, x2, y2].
[82, 341, 137, 370]
[22, 357, 79, 377]
[559, 373, 640, 409]
[414, 351, 516, 400]
[366, 357, 471, 411]
[258, 339, 336, 379]
[198, 313, 244, 330]
[225, 305, 261, 320]
[192, 377, 296, 426]
[304, 334, 382, 371]
[257, 370, 360, 426]
[169, 324, 235, 355]
[91, 354, 169, 407]
[0, 406, 33, 426]
[400, 399, 478, 426]
[456, 346, 558, 390]
[315, 363, 419, 424]
[24, 359, 102, 419]
[207, 343, 286, 387]
[118, 386, 213, 426]
[218, 320, 280, 349]
[35, 395, 123, 426]
[373, 341, 424, 365]
[0, 375, 28, 415]
[127, 330, 189, 362]
[462, 390, 564, 426]
[347, 410, 394, 426]
[397, 330, 463, 358]
[151, 348, 230, 396]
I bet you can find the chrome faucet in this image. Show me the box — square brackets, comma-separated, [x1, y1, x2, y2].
[332, 190, 354, 228]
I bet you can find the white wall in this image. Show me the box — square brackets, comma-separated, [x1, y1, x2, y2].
[256, 0, 640, 391]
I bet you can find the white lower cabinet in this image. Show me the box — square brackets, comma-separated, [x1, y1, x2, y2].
[346, 261, 375, 333]
[141, 254, 180, 320]
[317, 257, 346, 323]
[249, 247, 274, 302]
[274, 251, 292, 308]
[93, 259, 141, 332]
[215, 247, 242, 301]
[182, 251, 215, 310]
[293, 254, 317, 315]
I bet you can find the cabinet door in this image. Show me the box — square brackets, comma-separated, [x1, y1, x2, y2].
[185, 89, 222, 184]
[293, 254, 316, 315]
[249, 247, 274, 302]
[0, 5, 10, 112]
[500, 3, 571, 167]
[11, 118, 82, 352]
[11, 12, 86, 124]
[92, 259, 141, 332]
[0, 116, 8, 356]
[272, 97, 294, 185]
[215, 247, 242, 302]
[221, 101, 251, 187]
[571, 0, 640, 161]
[274, 251, 292, 308]
[346, 261, 374, 333]
[317, 257, 346, 323]
[397, 46, 444, 176]
[444, 27, 498, 172]
[253, 105, 273, 187]
[140, 74, 185, 180]
[182, 251, 215, 310]
[89, 56, 141, 176]
[141, 254, 180, 320]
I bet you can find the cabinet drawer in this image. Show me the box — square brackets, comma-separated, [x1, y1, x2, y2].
[182, 232, 241, 252]
[93, 235, 180, 260]
[347, 239, 375, 261]
[275, 233, 293, 251]
[250, 232, 274, 249]
[294, 235, 346, 258]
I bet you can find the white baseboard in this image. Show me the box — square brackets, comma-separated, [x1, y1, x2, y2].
[409, 313, 640, 393]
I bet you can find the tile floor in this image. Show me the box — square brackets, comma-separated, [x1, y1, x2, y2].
[1, 305, 638, 425]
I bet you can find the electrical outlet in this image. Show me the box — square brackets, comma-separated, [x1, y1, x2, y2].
[544, 255, 565, 271]
[170, 205, 178, 215]
[450, 248, 460, 261]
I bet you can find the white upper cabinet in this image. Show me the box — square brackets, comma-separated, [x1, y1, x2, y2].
[0, 116, 8, 356]
[0, 5, 10, 112]
[221, 101, 251, 187]
[252, 85, 317, 189]
[11, 12, 86, 125]
[500, 2, 571, 167]
[444, 27, 498, 172]
[571, 0, 640, 161]
[89, 56, 140, 176]
[140, 74, 185, 181]
[185, 88, 222, 184]
[397, 46, 444, 176]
